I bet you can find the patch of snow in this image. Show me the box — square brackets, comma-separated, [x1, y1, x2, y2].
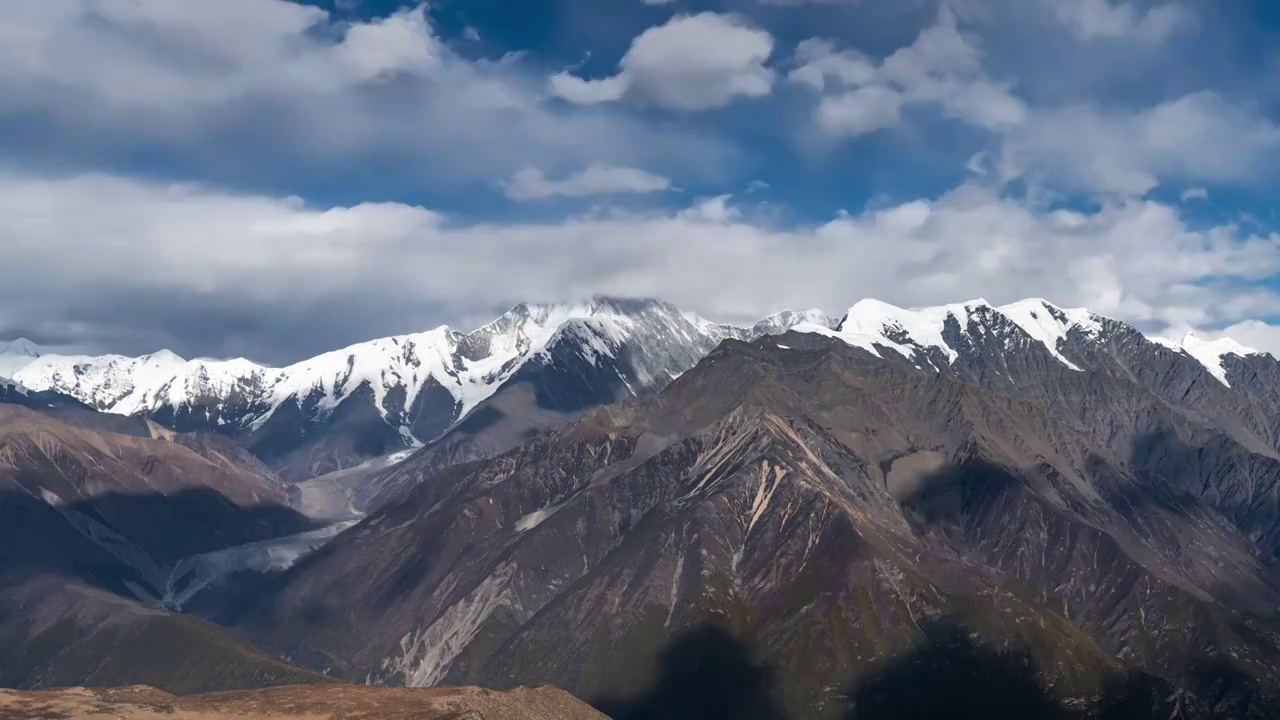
[386, 448, 418, 465]
[1163, 332, 1260, 387]
[798, 298, 991, 366]
[162, 520, 358, 610]
[515, 507, 555, 532]
[995, 298, 1092, 371]
[514, 497, 572, 532]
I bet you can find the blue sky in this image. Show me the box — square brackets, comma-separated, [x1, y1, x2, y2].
[3, 0, 1280, 362]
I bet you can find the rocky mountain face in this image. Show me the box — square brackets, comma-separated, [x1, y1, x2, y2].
[224, 300, 1280, 719]
[1, 300, 831, 482]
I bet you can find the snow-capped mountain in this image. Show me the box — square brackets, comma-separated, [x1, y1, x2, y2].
[0, 298, 812, 479]
[1, 296, 1270, 480]
[239, 299, 1280, 719]
[787, 297, 1280, 463]
[747, 308, 837, 338]
[797, 296, 1266, 383]
[0, 337, 42, 379]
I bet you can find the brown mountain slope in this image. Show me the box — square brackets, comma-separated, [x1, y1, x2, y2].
[0, 404, 322, 694]
[231, 334, 1280, 718]
[0, 404, 292, 508]
[0, 576, 331, 695]
[0, 404, 312, 597]
[0, 683, 604, 720]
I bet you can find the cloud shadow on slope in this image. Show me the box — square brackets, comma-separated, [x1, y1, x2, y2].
[882, 442, 1280, 720]
[593, 624, 787, 720]
[894, 456, 1026, 527]
[592, 619, 1082, 720]
[839, 619, 1066, 720]
[0, 488, 315, 601]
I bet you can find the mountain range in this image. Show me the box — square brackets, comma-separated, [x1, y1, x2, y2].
[0, 299, 837, 483]
[4, 295, 1280, 718]
[0, 296, 1264, 492]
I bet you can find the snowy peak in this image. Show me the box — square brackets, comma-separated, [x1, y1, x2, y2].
[270, 326, 458, 421]
[453, 296, 707, 408]
[9, 351, 271, 416]
[1, 337, 41, 358]
[460, 297, 676, 362]
[798, 297, 1271, 390]
[995, 298, 1105, 371]
[143, 348, 186, 364]
[5, 296, 736, 450]
[0, 337, 44, 378]
[751, 309, 837, 337]
[795, 297, 1121, 375]
[528, 299, 741, 392]
[1155, 331, 1263, 387]
[815, 298, 994, 365]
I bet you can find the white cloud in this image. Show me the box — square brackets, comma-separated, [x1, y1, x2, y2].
[3, 170, 1279, 359]
[816, 86, 904, 136]
[790, 39, 877, 91]
[1049, 0, 1191, 43]
[1181, 187, 1209, 202]
[998, 92, 1280, 196]
[0, 1, 732, 187]
[504, 164, 672, 201]
[1205, 320, 1280, 357]
[548, 74, 631, 105]
[334, 7, 445, 82]
[550, 13, 775, 111]
[791, 11, 1026, 138]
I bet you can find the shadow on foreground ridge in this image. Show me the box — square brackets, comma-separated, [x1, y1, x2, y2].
[593, 620, 1219, 720]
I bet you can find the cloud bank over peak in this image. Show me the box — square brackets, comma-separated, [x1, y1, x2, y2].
[3, 170, 1278, 362]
